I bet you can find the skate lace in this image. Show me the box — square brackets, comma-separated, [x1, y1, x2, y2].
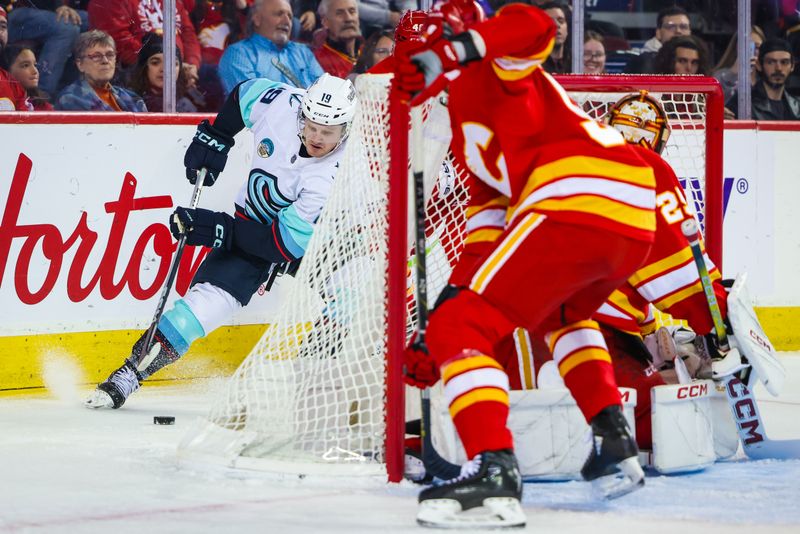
[110, 364, 140, 398]
[442, 455, 482, 485]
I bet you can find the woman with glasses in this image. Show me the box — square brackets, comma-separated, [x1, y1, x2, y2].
[583, 30, 606, 74]
[1, 43, 53, 110]
[55, 29, 146, 112]
[349, 28, 393, 79]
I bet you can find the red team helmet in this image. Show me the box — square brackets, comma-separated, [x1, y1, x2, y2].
[434, 0, 486, 33]
[605, 90, 672, 154]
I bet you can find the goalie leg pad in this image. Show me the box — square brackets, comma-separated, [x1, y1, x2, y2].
[726, 273, 786, 396]
[650, 381, 716, 473]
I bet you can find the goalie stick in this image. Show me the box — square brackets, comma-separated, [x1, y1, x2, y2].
[135, 169, 205, 369]
[410, 105, 462, 481]
[682, 218, 800, 460]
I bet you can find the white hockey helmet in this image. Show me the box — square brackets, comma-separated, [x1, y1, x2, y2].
[299, 73, 358, 147]
[604, 90, 671, 154]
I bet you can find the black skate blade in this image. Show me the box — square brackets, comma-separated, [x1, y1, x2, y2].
[417, 497, 526, 529]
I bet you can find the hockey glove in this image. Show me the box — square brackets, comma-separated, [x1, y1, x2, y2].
[403, 335, 440, 388]
[184, 120, 235, 186]
[170, 207, 233, 249]
[394, 27, 484, 101]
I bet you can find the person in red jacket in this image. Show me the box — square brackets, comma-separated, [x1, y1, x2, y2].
[0, 7, 31, 111]
[313, 0, 363, 78]
[88, 0, 202, 88]
[396, 1, 654, 527]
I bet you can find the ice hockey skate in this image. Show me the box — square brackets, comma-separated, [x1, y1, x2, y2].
[581, 405, 645, 500]
[416, 449, 526, 529]
[84, 360, 141, 410]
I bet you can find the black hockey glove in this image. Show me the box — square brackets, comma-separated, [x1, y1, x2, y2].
[184, 120, 235, 186]
[170, 207, 233, 249]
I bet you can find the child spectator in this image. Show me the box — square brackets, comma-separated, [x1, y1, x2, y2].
[2, 43, 52, 110]
[55, 30, 146, 112]
[6, 1, 88, 96]
[127, 33, 203, 113]
[0, 6, 31, 111]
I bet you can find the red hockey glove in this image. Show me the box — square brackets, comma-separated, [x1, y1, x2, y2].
[403, 336, 440, 388]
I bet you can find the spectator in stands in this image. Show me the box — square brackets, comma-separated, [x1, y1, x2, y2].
[190, 0, 249, 112]
[653, 35, 710, 76]
[313, 0, 362, 78]
[627, 6, 691, 74]
[712, 25, 766, 103]
[55, 30, 146, 112]
[358, 0, 417, 39]
[541, 1, 570, 73]
[218, 0, 322, 93]
[727, 38, 800, 120]
[292, 0, 320, 41]
[6, 1, 88, 96]
[2, 43, 52, 110]
[0, 6, 31, 111]
[127, 33, 202, 113]
[583, 30, 606, 74]
[88, 0, 201, 89]
[349, 28, 392, 79]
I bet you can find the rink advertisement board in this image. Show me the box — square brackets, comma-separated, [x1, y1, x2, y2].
[1, 115, 799, 389]
[0, 114, 289, 388]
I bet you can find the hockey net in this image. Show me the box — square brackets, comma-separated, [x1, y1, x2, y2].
[179, 74, 724, 482]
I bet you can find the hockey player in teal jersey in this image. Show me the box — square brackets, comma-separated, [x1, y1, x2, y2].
[85, 73, 357, 409]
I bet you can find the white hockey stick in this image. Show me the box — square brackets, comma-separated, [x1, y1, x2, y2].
[682, 219, 800, 460]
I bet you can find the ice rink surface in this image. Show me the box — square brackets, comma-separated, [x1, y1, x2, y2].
[1, 355, 799, 534]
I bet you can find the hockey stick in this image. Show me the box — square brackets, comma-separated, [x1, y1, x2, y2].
[271, 57, 304, 88]
[682, 218, 800, 459]
[134, 169, 205, 369]
[410, 105, 462, 481]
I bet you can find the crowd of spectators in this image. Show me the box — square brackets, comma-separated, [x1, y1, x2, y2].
[0, 0, 799, 120]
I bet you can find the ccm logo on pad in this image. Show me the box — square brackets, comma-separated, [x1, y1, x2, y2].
[676, 383, 709, 399]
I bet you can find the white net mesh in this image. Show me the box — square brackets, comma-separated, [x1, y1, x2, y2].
[179, 75, 714, 476]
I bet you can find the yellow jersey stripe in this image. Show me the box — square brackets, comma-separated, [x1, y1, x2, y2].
[442, 354, 502, 383]
[558, 347, 612, 377]
[449, 387, 509, 419]
[533, 196, 655, 232]
[514, 327, 536, 390]
[464, 228, 504, 245]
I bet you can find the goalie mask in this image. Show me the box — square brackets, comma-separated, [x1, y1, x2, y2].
[434, 0, 486, 33]
[298, 73, 358, 151]
[605, 90, 671, 154]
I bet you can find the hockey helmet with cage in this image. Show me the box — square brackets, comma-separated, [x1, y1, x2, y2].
[299, 73, 358, 148]
[434, 0, 486, 34]
[605, 90, 671, 154]
[395, 10, 427, 49]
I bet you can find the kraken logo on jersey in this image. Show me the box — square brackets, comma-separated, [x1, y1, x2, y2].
[257, 138, 275, 158]
[246, 168, 291, 224]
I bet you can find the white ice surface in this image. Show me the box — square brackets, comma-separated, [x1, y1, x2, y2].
[1, 356, 799, 534]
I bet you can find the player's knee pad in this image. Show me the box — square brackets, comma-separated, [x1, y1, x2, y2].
[132, 299, 206, 379]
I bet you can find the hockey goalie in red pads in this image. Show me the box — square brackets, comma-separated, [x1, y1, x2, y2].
[396, 2, 656, 527]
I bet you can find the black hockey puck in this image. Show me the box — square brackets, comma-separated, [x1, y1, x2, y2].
[154, 416, 175, 425]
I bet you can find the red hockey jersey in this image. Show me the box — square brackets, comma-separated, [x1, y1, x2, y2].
[593, 145, 726, 336]
[446, 4, 655, 285]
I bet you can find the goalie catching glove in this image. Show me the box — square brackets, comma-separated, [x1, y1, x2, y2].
[394, 19, 485, 101]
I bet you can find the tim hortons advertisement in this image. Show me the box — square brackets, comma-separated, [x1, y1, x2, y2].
[0, 120, 288, 336]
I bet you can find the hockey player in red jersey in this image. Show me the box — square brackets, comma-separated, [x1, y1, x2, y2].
[501, 91, 729, 452]
[395, 1, 656, 527]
